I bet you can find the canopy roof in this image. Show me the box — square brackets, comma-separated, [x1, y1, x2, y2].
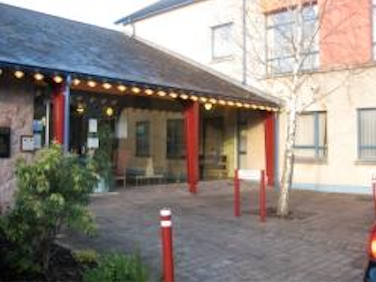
[0, 3, 278, 107]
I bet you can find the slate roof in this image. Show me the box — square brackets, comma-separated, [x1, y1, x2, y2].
[115, 0, 195, 25]
[0, 3, 278, 106]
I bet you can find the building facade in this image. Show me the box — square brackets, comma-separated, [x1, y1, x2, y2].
[117, 0, 376, 194]
[0, 3, 278, 210]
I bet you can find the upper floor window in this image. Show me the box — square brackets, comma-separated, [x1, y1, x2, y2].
[211, 23, 233, 60]
[267, 4, 319, 74]
[166, 119, 185, 158]
[294, 111, 327, 160]
[136, 121, 150, 157]
[358, 109, 376, 161]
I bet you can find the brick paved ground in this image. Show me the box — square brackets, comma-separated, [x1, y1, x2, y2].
[62, 180, 374, 282]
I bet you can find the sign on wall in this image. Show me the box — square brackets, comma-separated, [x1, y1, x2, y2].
[20, 135, 34, 152]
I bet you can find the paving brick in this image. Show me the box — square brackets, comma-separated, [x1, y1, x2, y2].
[61, 180, 373, 281]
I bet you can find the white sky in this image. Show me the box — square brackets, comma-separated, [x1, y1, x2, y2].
[0, 0, 159, 29]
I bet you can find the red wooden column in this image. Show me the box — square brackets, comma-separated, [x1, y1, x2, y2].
[264, 112, 275, 186]
[183, 101, 199, 194]
[52, 84, 65, 145]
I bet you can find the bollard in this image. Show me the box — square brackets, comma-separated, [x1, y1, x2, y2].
[260, 170, 266, 223]
[160, 209, 174, 282]
[234, 169, 241, 217]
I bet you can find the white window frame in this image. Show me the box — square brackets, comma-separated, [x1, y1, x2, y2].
[266, 4, 319, 74]
[211, 22, 233, 60]
[358, 108, 376, 161]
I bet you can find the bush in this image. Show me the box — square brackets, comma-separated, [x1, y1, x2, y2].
[83, 252, 148, 282]
[73, 249, 98, 265]
[0, 145, 98, 275]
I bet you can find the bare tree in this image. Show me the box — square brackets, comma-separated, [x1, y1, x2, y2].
[237, 0, 364, 217]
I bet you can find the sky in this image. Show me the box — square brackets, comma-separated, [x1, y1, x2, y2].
[0, 0, 159, 29]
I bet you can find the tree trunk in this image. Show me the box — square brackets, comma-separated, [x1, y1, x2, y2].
[277, 104, 297, 217]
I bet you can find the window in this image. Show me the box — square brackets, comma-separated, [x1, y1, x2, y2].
[238, 111, 248, 169]
[136, 121, 150, 156]
[358, 109, 376, 160]
[167, 119, 185, 158]
[294, 112, 327, 160]
[267, 4, 319, 74]
[212, 23, 233, 59]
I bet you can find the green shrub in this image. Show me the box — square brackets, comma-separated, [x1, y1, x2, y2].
[0, 145, 97, 274]
[83, 252, 148, 282]
[73, 249, 98, 264]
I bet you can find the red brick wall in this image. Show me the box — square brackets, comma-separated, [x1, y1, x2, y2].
[263, 0, 373, 69]
[320, 0, 372, 68]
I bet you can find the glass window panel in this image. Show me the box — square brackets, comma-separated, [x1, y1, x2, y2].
[318, 112, 327, 147]
[294, 148, 316, 158]
[272, 10, 293, 26]
[239, 127, 248, 153]
[212, 23, 233, 59]
[296, 114, 315, 146]
[301, 52, 319, 70]
[136, 121, 150, 156]
[302, 5, 317, 21]
[167, 119, 185, 158]
[295, 112, 327, 159]
[239, 154, 248, 170]
[267, 4, 318, 74]
[359, 109, 376, 160]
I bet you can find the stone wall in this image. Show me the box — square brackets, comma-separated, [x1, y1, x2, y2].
[0, 78, 34, 211]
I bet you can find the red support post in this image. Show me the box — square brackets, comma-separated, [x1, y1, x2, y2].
[183, 101, 199, 194]
[264, 112, 275, 186]
[160, 209, 174, 282]
[52, 84, 65, 144]
[260, 170, 266, 223]
[234, 169, 241, 217]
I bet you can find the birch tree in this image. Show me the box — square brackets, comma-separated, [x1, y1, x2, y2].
[240, 0, 361, 217]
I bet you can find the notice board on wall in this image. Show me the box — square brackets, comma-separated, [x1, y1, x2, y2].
[0, 127, 11, 158]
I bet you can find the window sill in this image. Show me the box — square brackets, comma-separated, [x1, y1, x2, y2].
[355, 159, 376, 165]
[210, 55, 234, 64]
[294, 157, 327, 164]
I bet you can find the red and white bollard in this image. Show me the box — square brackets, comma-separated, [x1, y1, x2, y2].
[160, 208, 174, 282]
[234, 169, 241, 217]
[259, 170, 266, 223]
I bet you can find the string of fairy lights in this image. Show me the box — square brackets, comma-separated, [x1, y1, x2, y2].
[1, 68, 279, 113]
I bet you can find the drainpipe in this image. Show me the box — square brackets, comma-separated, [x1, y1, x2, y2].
[45, 99, 50, 146]
[63, 75, 72, 154]
[242, 0, 247, 85]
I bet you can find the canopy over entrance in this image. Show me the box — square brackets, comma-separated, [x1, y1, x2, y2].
[0, 3, 280, 193]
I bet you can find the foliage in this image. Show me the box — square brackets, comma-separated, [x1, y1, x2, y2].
[92, 122, 114, 189]
[0, 145, 97, 275]
[73, 249, 98, 265]
[83, 252, 148, 282]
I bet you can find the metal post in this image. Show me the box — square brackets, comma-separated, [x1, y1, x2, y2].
[45, 99, 50, 146]
[260, 170, 266, 223]
[160, 209, 174, 282]
[63, 75, 71, 154]
[234, 169, 241, 217]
